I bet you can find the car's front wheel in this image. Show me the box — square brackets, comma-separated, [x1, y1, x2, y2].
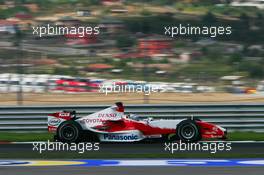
[57, 120, 82, 143]
[176, 120, 201, 142]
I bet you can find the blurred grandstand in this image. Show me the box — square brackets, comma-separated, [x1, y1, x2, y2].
[0, 73, 263, 94]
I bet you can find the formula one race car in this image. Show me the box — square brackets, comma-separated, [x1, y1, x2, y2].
[48, 102, 227, 143]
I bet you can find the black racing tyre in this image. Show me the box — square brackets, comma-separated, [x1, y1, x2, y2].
[57, 120, 82, 143]
[176, 120, 201, 143]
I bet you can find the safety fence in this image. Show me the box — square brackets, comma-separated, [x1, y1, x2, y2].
[0, 103, 263, 132]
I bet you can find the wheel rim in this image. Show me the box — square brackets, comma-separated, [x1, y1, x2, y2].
[62, 125, 76, 140]
[181, 124, 196, 139]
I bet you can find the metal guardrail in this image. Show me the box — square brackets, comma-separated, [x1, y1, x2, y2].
[0, 103, 264, 132]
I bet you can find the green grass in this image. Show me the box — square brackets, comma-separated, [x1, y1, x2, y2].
[0, 132, 263, 142]
[228, 132, 264, 141]
[0, 132, 53, 142]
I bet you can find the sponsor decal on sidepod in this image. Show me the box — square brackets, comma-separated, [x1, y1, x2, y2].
[98, 113, 117, 118]
[103, 134, 139, 141]
[48, 118, 61, 126]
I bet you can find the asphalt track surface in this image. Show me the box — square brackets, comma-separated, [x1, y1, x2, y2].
[1, 142, 264, 175]
[1, 166, 264, 175]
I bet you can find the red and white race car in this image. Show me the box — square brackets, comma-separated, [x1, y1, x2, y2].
[48, 102, 227, 143]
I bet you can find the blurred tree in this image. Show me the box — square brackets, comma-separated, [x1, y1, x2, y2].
[239, 62, 264, 78]
[140, 9, 152, 16]
[256, 12, 263, 20]
[229, 53, 243, 64]
[116, 35, 136, 48]
[54, 67, 79, 76]
[0, 6, 29, 18]
[202, 12, 217, 25]
[77, 0, 100, 5]
[201, 47, 208, 55]
[239, 13, 250, 28]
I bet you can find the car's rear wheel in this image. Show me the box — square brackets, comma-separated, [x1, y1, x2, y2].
[57, 120, 82, 143]
[176, 120, 201, 142]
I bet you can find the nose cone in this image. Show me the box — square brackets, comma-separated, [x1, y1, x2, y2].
[218, 126, 227, 140]
[196, 121, 228, 139]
